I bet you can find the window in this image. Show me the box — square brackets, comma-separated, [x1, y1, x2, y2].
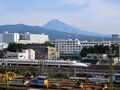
[20, 55, 23, 57]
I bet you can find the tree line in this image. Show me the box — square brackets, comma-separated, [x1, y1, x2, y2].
[80, 44, 119, 57]
[7, 42, 54, 52]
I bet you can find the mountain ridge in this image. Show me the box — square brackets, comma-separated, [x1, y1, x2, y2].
[43, 19, 107, 37]
[0, 22, 110, 41]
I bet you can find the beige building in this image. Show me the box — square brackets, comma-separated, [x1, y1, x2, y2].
[27, 49, 35, 60]
[4, 49, 35, 60]
[47, 46, 59, 60]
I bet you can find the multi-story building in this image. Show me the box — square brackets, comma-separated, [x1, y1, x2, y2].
[0, 34, 3, 42]
[27, 45, 59, 60]
[80, 34, 119, 47]
[47, 46, 59, 60]
[112, 34, 119, 41]
[1, 31, 19, 43]
[80, 41, 112, 47]
[51, 39, 82, 59]
[0, 32, 49, 44]
[80, 40, 120, 47]
[4, 49, 35, 60]
[27, 49, 35, 60]
[19, 32, 49, 44]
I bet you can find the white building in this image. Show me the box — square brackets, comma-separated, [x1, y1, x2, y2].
[51, 39, 82, 54]
[80, 34, 120, 47]
[0, 32, 49, 44]
[0, 34, 3, 42]
[4, 49, 35, 60]
[112, 34, 119, 41]
[1, 31, 19, 43]
[27, 49, 35, 60]
[52, 39, 119, 55]
[80, 41, 111, 47]
[19, 33, 49, 44]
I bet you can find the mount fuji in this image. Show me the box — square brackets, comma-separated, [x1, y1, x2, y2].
[43, 19, 106, 37]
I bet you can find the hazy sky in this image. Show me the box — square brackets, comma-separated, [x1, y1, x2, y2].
[0, 0, 120, 34]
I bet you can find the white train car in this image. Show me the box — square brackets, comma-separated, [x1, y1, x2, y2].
[0, 59, 88, 67]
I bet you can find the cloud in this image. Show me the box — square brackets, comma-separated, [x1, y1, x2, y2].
[0, 0, 120, 34]
[59, 0, 120, 34]
[61, 0, 88, 6]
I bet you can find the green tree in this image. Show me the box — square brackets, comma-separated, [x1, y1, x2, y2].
[80, 45, 110, 57]
[41, 42, 54, 47]
[111, 44, 119, 56]
[7, 43, 27, 52]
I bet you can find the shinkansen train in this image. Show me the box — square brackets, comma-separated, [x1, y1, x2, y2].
[0, 59, 88, 67]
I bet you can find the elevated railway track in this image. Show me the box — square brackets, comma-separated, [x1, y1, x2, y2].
[1, 64, 120, 75]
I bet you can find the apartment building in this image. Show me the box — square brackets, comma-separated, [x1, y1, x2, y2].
[51, 39, 82, 59]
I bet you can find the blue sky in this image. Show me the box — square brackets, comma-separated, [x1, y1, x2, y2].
[0, 0, 120, 34]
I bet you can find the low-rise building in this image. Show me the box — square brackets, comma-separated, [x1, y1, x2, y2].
[81, 54, 119, 65]
[4, 49, 35, 60]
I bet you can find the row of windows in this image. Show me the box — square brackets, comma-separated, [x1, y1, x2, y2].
[46, 61, 73, 64]
[59, 46, 81, 47]
[53, 41, 78, 43]
[59, 48, 81, 50]
[60, 51, 79, 53]
[58, 44, 78, 45]
[81, 43, 110, 45]
[5, 55, 26, 58]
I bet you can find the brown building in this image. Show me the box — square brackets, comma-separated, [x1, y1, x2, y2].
[27, 45, 59, 60]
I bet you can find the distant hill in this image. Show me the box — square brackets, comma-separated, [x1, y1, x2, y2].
[0, 24, 110, 41]
[43, 19, 107, 37]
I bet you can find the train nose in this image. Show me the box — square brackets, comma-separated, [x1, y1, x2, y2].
[74, 63, 88, 67]
[82, 64, 88, 67]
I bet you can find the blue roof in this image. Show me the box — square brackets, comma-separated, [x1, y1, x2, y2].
[37, 76, 47, 78]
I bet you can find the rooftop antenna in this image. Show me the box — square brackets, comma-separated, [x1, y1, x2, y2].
[118, 44, 120, 63]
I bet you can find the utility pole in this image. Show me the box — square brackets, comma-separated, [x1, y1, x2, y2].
[74, 67, 76, 77]
[107, 47, 115, 90]
[38, 59, 41, 75]
[119, 45, 120, 63]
